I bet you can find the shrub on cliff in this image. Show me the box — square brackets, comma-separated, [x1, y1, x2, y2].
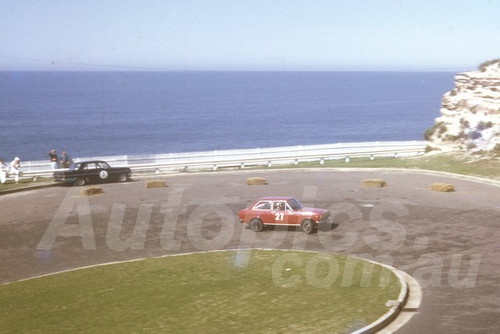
[424, 122, 445, 140]
[445, 132, 467, 142]
[493, 144, 500, 156]
[479, 59, 500, 72]
[424, 125, 436, 140]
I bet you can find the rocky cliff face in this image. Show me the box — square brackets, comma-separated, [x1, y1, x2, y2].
[426, 59, 500, 154]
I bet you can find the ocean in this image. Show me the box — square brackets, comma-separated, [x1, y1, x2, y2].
[0, 71, 455, 161]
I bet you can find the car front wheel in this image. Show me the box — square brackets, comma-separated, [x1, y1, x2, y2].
[301, 219, 317, 234]
[118, 173, 128, 182]
[249, 218, 264, 232]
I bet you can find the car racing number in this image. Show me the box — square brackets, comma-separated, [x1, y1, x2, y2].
[99, 170, 109, 179]
[275, 212, 284, 221]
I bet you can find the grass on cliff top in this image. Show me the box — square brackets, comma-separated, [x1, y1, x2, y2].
[0, 250, 401, 334]
[192, 152, 500, 180]
[274, 153, 500, 180]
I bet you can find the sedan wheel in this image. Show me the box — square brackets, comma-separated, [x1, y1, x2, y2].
[301, 219, 317, 234]
[74, 177, 87, 186]
[249, 219, 264, 232]
[118, 173, 128, 182]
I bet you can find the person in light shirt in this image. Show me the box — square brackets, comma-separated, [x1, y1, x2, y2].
[10, 157, 21, 183]
[0, 158, 8, 184]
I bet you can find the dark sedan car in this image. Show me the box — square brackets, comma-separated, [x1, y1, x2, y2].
[53, 160, 131, 186]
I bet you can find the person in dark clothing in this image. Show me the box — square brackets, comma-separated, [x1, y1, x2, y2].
[49, 149, 59, 169]
[60, 150, 73, 168]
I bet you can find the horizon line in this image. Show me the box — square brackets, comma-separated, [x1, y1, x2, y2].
[0, 67, 473, 73]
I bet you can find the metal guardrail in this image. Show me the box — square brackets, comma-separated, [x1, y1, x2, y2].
[16, 141, 427, 179]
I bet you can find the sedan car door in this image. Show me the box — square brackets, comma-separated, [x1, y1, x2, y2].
[272, 201, 292, 225]
[96, 162, 112, 182]
[83, 162, 100, 183]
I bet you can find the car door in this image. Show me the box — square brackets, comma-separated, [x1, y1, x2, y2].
[83, 162, 100, 183]
[96, 162, 111, 182]
[272, 201, 290, 224]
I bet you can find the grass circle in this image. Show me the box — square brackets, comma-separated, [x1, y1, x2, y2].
[0, 250, 401, 333]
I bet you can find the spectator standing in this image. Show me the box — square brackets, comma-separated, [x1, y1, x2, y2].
[10, 157, 21, 183]
[49, 149, 59, 169]
[0, 158, 8, 184]
[60, 150, 73, 168]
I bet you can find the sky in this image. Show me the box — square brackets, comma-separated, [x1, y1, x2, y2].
[1, 0, 499, 71]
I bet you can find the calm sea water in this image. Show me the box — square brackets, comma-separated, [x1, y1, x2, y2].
[0, 71, 455, 161]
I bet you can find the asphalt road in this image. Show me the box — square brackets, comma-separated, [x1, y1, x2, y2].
[1, 169, 499, 333]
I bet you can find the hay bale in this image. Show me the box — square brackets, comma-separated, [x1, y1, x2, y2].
[80, 187, 104, 196]
[246, 177, 267, 185]
[431, 183, 455, 192]
[362, 179, 386, 187]
[146, 180, 167, 188]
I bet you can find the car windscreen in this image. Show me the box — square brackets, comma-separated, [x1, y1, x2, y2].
[69, 163, 81, 171]
[287, 198, 303, 210]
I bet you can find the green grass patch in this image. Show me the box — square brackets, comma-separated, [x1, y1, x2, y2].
[0, 177, 53, 192]
[291, 154, 500, 180]
[202, 153, 500, 180]
[0, 250, 401, 333]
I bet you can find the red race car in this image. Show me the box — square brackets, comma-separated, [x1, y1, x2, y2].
[239, 197, 330, 234]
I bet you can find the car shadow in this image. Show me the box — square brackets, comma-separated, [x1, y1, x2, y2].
[251, 222, 339, 233]
[319, 222, 339, 232]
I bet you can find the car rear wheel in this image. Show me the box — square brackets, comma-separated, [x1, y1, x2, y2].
[249, 218, 264, 232]
[118, 173, 128, 182]
[74, 177, 87, 186]
[301, 219, 317, 234]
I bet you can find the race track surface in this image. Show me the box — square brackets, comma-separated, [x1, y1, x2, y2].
[1, 169, 499, 333]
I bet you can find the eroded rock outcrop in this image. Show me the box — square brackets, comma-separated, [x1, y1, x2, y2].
[425, 59, 500, 154]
